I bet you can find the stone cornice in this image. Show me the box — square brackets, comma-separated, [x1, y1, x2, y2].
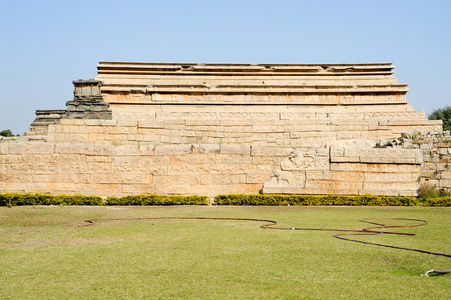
[97, 62, 395, 76]
[101, 83, 408, 94]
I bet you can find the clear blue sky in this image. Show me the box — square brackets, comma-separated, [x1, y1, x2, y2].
[1, 0, 450, 134]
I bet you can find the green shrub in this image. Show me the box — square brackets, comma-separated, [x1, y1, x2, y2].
[0, 193, 209, 206]
[418, 184, 450, 201]
[105, 194, 209, 205]
[428, 105, 451, 131]
[0, 193, 103, 206]
[423, 196, 451, 207]
[4, 192, 445, 207]
[214, 194, 418, 206]
[0, 129, 14, 137]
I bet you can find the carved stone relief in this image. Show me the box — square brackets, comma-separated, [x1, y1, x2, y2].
[280, 149, 329, 170]
[264, 170, 304, 188]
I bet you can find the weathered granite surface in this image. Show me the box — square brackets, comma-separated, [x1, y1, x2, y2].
[0, 62, 448, 196]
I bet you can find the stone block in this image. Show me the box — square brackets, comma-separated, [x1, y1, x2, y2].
[116, 120, 138, 127]
[330, 147, 344, 157]
[56, 153, 87, 163]
[115, 145, 141, 156]
[358, 189, 417, 197]
[257, 164, 274, 173]
[194, 144, 220, 153]
[154, 145, 193, 155]
[369, 163, 421, 173]
[91, 174, 112, 184]
[209, 163, 256, 174]
[211, 174, 247, 185]
[324, 138, 376, 148]
[330, 156, 360, 163]
[423, 162, 437, 170]
[436, 163, 448, 171]
[305, 179, 363, 191]
[0, 143, 8, 154]
[214, 154, 252, 164]
[86, 162, 112, 174]
[319, 171, 364, 181]
[138, 120, 165, 129]
[363, 182, 418, 191]
[440, 156, 451, 164]
[305, 170, 324, 180]
[8, 143, 55, 155]
[80, 144, 114, 156]
[170, 154, 211, 165]
[364, 172, 415, 182]
[84, 120, 103, 126]
[148, 165, 168, 176]
[121, 184, 150, 194]
[360, 157, 417, 164]
[187, 184, 228, 197]
[421, 178, 439, 186]
[332, 161, 422, 172]
[342, 148, 421, 162]
[439, 179, 451, 188]
[420, 170, 437, 179]
[262, 186, 306, 194]
[112, 156, 140, 173]
[139, 145, 155, 155]
[59, 119, 85, 125]
[155, 184, 191, 195]
[34, 163, 58, 174]
[251, 146, 294, 157]
[222, 183, 258, 194]
[167, 164, 211, 175]
[263, 170, 306, 189]
[154, 175, 202, 185]
[246, 173, 272, 184]
[220, 144, 251, 155]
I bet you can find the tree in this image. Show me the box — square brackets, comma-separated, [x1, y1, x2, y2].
[0, 129, 14, 137]
[428, 106, 451, 131]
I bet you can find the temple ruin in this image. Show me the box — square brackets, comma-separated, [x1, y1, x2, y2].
[1, 62, 449, 196]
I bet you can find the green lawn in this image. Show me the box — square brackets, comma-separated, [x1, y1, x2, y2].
[0, 206, 449, 299]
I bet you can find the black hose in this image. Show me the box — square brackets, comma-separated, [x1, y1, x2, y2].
[79, 216, 450, 275]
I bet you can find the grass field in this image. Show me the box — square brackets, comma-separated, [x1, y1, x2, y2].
[0, 206, 449, 299]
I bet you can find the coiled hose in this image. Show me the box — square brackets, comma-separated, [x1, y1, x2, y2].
[79, 216, 450, 276]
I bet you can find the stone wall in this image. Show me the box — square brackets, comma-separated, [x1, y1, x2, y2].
[407, 132, 451, 194]
[263, 146, 422, 196]
[94, 62, 442, 145]
[32, 118, 440, 148]
[0, 62, 448, 197]
[0, 140, 434, 197]
[0, 142, 285, 197]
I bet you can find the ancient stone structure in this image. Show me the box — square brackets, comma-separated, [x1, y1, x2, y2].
[0, 62, 449, 197]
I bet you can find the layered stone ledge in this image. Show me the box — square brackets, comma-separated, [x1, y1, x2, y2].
[28, 80, 112, 136]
